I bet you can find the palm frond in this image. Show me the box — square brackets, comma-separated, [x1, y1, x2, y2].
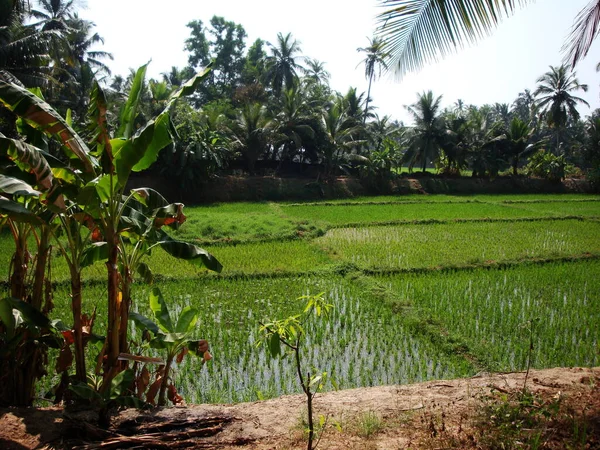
[375, 0, 532, 78]
[562, 0, 600, 68]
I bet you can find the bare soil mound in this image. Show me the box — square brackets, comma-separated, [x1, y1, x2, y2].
[1, 367, 598, 449]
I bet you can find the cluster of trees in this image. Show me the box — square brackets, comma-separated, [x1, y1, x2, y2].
[2, 1, 598, 190]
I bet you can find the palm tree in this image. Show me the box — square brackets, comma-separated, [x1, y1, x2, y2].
[356, 37, 389, 122]
[534, 65, 589, 151]
[320, 99, 362, 175]
[375, 0, 600, 77]
[302, 58, 330, 86]
[229, 102, 272, 174]
[265, 32, 302, 96]
[512, 89, 537, 124]
[563, 0, 600, 67]
[269, 85, 315, 167]
[404, 90, 446, 173]
[0, 2, 56, 87]
[489, 117, 545, 175]
[31, 0, 82, 31]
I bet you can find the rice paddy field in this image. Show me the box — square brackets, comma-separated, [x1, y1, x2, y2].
[2, 193, 599, 403]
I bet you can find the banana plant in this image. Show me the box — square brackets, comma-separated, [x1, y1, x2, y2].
[0, 62, 220, 398]
[130, 287, 212, 406]
[0, 162, 59, 405]
[0, 295, 63, 406]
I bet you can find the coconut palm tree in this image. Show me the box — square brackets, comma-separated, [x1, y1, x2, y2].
[229, 102, 272, 174]
[375, 0, 600, 77]
[302, 58, 330, 86]
[0, 1, 56, 87]
[265, 32, 302, 96]
[320, 99, 362, 175]
[269, 85, 315, 167]
[31, 0, 82, 31]
[489, 117, 545, 175]
[563, 0, 600, 67]
[404, 90, 446, 173]
[534, 64, 589, 151]
[356, 37, 389, 122]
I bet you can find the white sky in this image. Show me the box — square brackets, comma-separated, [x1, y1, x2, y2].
[82, 0, 600, 124]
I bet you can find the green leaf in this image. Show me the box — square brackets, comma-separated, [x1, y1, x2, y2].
[0, 174, 40, 197]
[0, 197, 41, 224]
[0, 80, 96, 173]
[110, 368, 136, 399]
[136, 262, 154, 284]
[129, 311, 159, 335]
[131, 187, 170, 210]
[94, 174, 118, 203]
[175, 306, 199, 334]
[149, 287, 174, 333]
[131, 112, 172, 172]
[113, 122, 155, 187]
[118, 64, 149, 139]
[80, 242, 108, 268]
[0, 298, 16, 339]
[166, 64, 213, 103]
[162, 332, 187, 343]
[158, 239, 223, 273]
[0, 135, 53, 190]
[69, 384, 103, 402]
[268, 332, 281, 358]
[6, 297, 52, 329]
[376, 0, 531, 79]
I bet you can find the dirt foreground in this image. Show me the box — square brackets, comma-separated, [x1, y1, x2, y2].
[1, 367, 598, 449]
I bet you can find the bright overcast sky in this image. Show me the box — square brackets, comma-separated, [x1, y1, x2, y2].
[82, 0, 599, 124]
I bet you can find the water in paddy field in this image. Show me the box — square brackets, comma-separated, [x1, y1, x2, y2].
[164, 279, 471, 404]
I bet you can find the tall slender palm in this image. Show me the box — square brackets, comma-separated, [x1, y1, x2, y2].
[534, 65, 589, 150]
[404, 90, 446, 172]
[356, 37, 389, 122]
[265, 32, 302, 96]
[374, 0, 599, 77]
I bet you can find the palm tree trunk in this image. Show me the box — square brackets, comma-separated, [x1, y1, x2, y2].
[364, 73, 373, 124]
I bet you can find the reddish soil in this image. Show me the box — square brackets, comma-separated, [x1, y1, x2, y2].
[1, 367, 598, 449]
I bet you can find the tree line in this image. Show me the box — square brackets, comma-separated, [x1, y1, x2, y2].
[1, 0, 599, 193]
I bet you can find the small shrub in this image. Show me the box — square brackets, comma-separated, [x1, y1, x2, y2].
[526, 150, 566, 182]
[356, 411, 384, 438]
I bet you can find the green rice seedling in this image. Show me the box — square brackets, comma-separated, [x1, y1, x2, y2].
[120, 276, 472, 404]
[169, 202, 324, 244]
[280, 202, 552, 227]
[499, 201, 600, 217]
[383, 260, 600, 371]
[281, 194, 468, 205]
[473, 194, 600, 203]
[315, 219, 600, 271]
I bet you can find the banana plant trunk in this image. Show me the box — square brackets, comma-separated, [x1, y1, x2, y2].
[10, 225, 28, 301]
[102, 224, 121, 392]
[118, 269, 132, 359]
[70, 269, 87, 383]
